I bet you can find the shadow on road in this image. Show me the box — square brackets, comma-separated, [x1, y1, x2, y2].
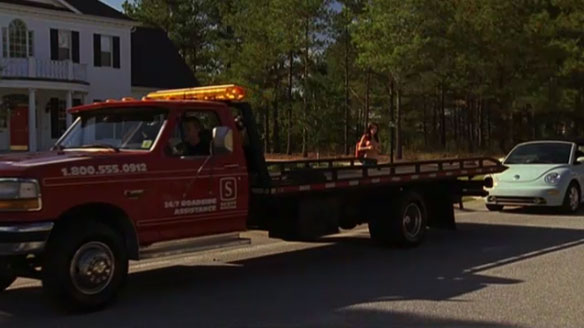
[1, 222, 584, 327]
[501, 206, 584, 217]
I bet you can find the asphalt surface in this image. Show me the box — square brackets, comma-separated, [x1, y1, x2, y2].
[1, 200, 584, 327]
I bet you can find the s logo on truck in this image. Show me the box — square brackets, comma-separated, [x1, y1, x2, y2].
[220, 177, 237, 201]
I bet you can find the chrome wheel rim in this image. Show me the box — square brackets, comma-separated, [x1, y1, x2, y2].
[70, 241, 115, 295]
[403, 203, 422, 240]
[569, 187, 579, 211]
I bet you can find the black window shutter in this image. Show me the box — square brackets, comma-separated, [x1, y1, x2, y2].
[113, 36, 120, 69]
[72, 31, 80, 63]
[93, 34, 101, 67]
[50, 29, 58, 60]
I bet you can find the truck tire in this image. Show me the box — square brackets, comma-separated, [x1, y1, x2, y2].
[42, 220, 128, 311]
[486, 204, 503, 211]
[0, 259, 16, 292]
[369, 191, 427, 247]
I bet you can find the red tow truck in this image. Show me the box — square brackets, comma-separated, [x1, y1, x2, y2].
[0, 84, 505, 310]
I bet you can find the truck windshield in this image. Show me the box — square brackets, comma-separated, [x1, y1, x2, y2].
[504, 142, 572, 165]
[56, 107, 168, 151]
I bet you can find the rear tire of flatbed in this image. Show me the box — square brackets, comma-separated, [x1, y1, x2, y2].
[0, 259, 16, 291]
[369, 191, 427, 247]
[486, 204, 503, 211]
[42, 220, 128, 312]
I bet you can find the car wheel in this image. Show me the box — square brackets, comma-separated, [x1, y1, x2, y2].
[486, 204, 503, 211]
[562, 182, 580, 213]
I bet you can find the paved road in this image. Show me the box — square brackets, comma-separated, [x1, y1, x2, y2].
[1, 200, 584, 327]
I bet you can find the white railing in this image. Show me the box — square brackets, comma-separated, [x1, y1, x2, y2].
[73, 63, 87, 82]
[0, 57, 28, 77]
[0, 57, 87, 83]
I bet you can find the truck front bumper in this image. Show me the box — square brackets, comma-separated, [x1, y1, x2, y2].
[0, 222, 53, 255]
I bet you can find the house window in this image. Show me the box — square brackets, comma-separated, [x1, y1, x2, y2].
[58, 30, 71, 60]
[94, 34, 120, 68]
[100, 35, 112, 67]
[51, 29, 79, 62]
[2, 19, 33, 58]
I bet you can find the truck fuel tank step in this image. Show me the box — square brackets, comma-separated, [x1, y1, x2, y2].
[139, 232, 250, 260]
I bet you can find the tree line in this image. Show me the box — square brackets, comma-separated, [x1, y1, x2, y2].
[124, 0, 584, 159]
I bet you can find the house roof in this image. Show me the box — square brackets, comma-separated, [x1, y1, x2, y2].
[131, 27, 198, 89]
[0, 0, 132, 21]
[0, 0, 70, 12]
[64, 0, 131, 21]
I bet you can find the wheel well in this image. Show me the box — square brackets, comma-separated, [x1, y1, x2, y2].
[55, 203, 139, 260]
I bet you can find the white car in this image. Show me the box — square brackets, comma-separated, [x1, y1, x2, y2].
[485, 140, 584, 213]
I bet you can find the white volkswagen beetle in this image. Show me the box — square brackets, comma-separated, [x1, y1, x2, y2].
[485, 140, 584, 213]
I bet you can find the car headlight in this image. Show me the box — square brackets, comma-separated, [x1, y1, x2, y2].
[544, 172, 561, 185]
[0, 179, 41, 211]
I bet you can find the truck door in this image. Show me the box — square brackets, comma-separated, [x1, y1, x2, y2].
[146, 109, 246, 242]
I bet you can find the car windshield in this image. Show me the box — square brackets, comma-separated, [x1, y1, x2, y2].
[504, 143, 572, 164]
[56, 107, 168, 151]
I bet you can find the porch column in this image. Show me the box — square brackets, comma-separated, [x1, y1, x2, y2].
[66, 91, 73, 126]
[28, 88, 37, 152]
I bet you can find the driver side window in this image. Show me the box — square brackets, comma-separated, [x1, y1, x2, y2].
[167, 111, 220, 157]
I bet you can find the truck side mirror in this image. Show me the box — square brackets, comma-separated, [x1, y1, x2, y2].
[212, 126, 233, 155]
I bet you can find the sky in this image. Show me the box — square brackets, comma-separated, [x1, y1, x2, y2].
[102, 0, 126, 11]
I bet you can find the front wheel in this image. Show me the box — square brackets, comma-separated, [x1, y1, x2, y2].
[562, 182, 580, 213]
[42, 220, 128, 311]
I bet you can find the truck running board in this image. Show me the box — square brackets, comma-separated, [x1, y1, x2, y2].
[139, 232, 251, 260]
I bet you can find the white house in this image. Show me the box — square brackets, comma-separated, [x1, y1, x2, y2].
[0, 0, 196, 152]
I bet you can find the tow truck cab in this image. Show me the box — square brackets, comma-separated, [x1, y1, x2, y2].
[0, 85, 257, 309]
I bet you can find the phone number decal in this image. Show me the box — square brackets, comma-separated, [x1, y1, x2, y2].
[61, 163, 148, 176]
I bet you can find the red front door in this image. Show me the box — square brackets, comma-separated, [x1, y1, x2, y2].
[10, 107, 28, 151]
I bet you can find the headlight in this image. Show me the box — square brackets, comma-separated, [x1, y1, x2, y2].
[0, 179, 41, 211]
[544, 172, 561, 185]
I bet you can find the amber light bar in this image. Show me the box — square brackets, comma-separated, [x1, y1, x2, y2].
[145, 84, 246, 102]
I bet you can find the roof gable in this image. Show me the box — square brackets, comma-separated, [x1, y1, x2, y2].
[0, 0, 72, 12]
[0, 0, 132, 21]
[63, 0, 131, 21]
[131, 27, 198, 89]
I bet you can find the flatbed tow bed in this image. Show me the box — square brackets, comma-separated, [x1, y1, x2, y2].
[228, 100, 506, 241]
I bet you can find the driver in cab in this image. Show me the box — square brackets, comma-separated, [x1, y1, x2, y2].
[174, 117, 211, 156]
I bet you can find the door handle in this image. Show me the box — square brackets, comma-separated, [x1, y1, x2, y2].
[224, 164, 239, 169]
[124, 189, 144, 199]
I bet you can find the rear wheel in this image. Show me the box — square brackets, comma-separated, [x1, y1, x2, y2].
[369, 191, 427, 247]
[42, 220, 128, 311]
[0, 259, 16, 292]
[486, 204, 503, 211]
[562, 182, 580, 213]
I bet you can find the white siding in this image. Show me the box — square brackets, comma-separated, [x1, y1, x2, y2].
[0, 9, 133, 101]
